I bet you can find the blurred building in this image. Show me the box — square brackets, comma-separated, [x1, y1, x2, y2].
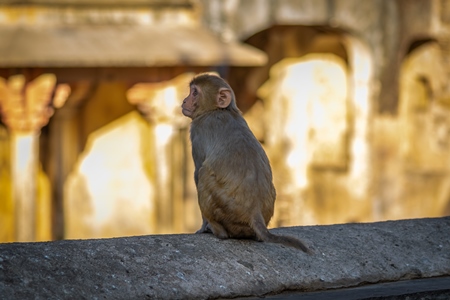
[0, 0, 449, 242]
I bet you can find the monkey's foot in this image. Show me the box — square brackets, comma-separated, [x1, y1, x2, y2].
[195, 227, 212, 234]
[196, 221, 213, 234]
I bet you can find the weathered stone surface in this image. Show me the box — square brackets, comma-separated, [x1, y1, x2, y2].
[0, 217, 449, 299]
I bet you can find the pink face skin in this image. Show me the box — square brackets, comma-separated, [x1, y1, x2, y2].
[181, 85, 199, 119]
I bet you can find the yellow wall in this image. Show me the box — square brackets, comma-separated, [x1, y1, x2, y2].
[0, 125, 13, 242]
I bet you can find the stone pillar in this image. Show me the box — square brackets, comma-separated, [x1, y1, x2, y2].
[127, 73, 194, 233]
[0, 74, 70, 241]
[10, 133, 39, 241]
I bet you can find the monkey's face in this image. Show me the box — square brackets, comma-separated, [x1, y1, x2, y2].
[181, 85, 200, 119]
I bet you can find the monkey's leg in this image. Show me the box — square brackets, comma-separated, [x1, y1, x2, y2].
[207, 220, 229, 239]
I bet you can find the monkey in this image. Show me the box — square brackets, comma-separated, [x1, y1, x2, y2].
[181, 73, 310, 253]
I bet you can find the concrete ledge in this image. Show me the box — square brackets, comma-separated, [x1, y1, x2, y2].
[0, 217, 449, 299]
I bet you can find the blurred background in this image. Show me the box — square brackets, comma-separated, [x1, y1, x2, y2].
[0, 0, 449, 242]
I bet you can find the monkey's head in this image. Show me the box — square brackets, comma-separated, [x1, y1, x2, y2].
[181, 73, 240, 119]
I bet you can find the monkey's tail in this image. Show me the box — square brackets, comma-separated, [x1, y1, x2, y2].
[251, 214, 312, 254]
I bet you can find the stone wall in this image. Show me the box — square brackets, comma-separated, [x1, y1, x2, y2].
[0, 217, 449, 299]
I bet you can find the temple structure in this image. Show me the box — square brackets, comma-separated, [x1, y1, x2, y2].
[0, 0, 449, 242]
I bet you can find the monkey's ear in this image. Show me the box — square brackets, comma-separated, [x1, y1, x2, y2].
[216, 88, 232, 108]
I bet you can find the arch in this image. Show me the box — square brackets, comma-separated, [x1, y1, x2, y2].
[406, 38, 437, 56]
[399, 41, 448, 170]
[229, 25, 349, 113]
[240, 24, 375, 226]
[397, 40, 450, 219]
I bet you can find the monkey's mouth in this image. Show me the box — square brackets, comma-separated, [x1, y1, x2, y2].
[182, 107, 193, 117]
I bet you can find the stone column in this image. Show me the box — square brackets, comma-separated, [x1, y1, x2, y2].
[127, 73, 193, 233]
[0, 74, 70, 241]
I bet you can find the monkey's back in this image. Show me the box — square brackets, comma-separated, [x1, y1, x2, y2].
[190, 110, 276, 227]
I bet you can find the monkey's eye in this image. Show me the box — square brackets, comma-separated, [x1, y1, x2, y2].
[192, 88, 198, 96]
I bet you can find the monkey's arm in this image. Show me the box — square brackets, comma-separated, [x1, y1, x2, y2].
[192, 148, 205, 188]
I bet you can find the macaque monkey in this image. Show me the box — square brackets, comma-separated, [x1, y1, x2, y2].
[181, 73, 310, 253]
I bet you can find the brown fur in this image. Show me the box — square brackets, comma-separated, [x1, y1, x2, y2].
[181, 73, 310, 253]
